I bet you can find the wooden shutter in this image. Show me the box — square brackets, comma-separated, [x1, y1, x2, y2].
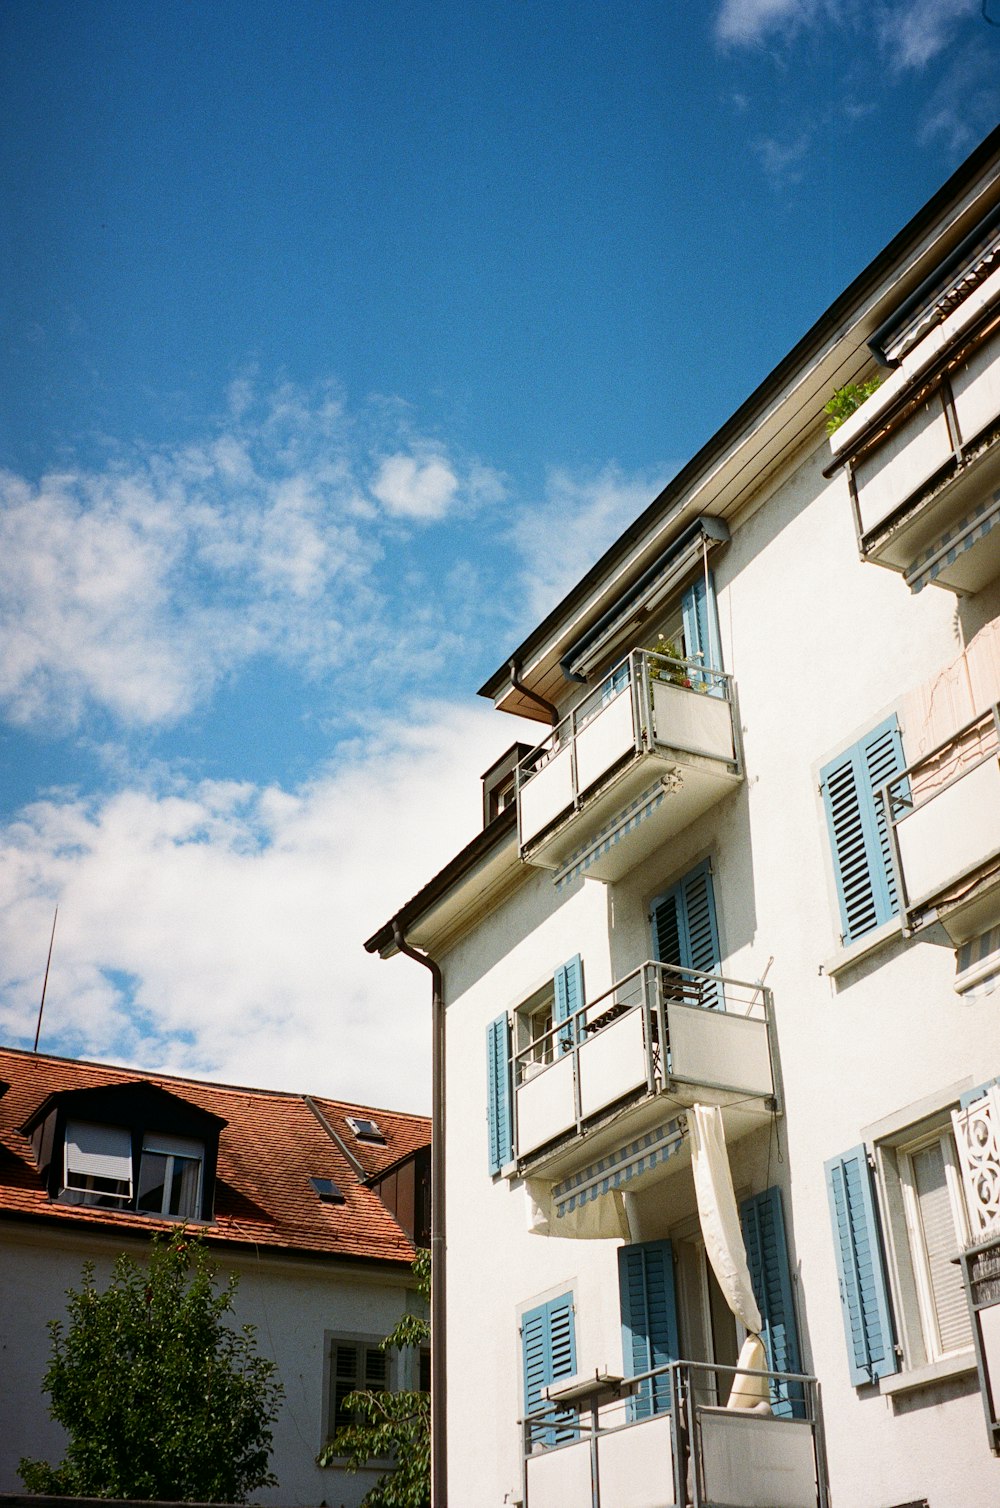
[739, 1186, 805, 1418]
[618, 1239, 679, 1418]
[651, 859, 722, 1009]
[521, 1293, 578, 1448]
[554, 954, 585, 1052]
[825, 1146, 898, 1385]
[681, 573, 723, 692]
[486, 1013, 512, 1174]
[820, 717, 904, 945]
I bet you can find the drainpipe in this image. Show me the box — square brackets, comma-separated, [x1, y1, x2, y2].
[508, 657, 560, 724]
[393, 920, 447, 1508]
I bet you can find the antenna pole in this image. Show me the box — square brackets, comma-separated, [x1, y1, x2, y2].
[33, 905, 58, 1053]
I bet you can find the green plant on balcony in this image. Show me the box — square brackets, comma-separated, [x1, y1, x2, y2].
[824, 376, 882, 434]
[647, 634, 696, 689]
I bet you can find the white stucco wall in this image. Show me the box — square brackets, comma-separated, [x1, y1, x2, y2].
[434, 432, 1000, 1507]
[0, 1222, 417, 1508]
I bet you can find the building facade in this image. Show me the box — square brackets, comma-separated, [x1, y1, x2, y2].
[0, 1047, 430, 1507]
[368, 128, 1000, 1507]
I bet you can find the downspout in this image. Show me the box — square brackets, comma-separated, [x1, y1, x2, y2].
[392, 920, 447, 1508]
[508, 657, 560, 723]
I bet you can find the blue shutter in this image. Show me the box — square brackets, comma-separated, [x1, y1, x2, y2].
[681, 573, 723, 693]
[824, 1146, 898, 1385]
[739, 1187, 805, 1419]
[652, 859, 722, 1009]
[820, 717, 905, 946]
[521, 1293, 577, 1448]
[554, 955, 585, 1052]
[618, 1239, 679, 1418]
[486, 1013, 512, 1175]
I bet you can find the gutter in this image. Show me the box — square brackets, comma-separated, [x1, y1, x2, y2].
[391, 921, 447, 1508]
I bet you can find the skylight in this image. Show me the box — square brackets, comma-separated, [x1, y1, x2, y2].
[310, 1176, 346, 1204]
[346, 1115, 386, 1144]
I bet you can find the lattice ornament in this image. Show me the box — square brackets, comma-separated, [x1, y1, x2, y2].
[953, 1085, 1000, 1237]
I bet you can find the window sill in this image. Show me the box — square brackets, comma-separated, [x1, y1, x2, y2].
[880, 1350, 976, 1397]
[822, 917, 902, 979]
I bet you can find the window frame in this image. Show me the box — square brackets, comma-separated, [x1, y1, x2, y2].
[136, 1132, 205, 1220]
[324, 1332, 395, 1450]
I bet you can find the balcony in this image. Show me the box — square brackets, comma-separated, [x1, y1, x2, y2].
[832, 277, 1000, 594]
[513, 962, 775, 1181]
[884, 705, 1000, 942]
[521, 1360, 828, 1508]
[516, 650, 742, 884]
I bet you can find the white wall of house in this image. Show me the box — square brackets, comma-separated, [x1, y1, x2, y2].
[0, 1221, 415, 1508]
[432, 419, 1000, 1507]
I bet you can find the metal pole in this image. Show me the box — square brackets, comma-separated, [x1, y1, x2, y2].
[33, 905, 59, 1053]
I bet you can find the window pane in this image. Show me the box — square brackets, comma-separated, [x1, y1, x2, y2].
[136, 1151, 168, 1213]
[168, 1155, 201, 1218]
[913, 1142, 971, 1355]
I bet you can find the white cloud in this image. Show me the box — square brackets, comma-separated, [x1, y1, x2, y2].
[877, 0, 978, 71]
[0, 382, 502, 732]
[752, 130, 814, 187]
[371, 453, 459, 521]
[0, 700, 540, 1111]
[510, 465, 671, 625]
[714, 0, 820, 46]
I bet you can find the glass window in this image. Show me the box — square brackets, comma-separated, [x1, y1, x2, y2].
[136, 1133, 203, 1219]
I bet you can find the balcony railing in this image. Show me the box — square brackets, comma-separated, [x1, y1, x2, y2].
[884, 704, 1000, 941]
[521, 1359, 828, 1508]
[835, 288, 1000, 594]
[515, 649, 742, 882]
[513, 961, 775, 1169]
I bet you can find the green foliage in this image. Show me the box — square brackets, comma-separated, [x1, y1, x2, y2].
[317, 1249, 430, 1508]
[19, 1229, 283, 1502]
[824, 376, 882, 434]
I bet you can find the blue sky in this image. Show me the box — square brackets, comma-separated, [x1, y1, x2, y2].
[1, 0, 998, 1110]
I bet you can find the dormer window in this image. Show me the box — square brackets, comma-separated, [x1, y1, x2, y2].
[24, 1079, 224, 1224]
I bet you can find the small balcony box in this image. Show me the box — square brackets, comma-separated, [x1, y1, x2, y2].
[516, 650, 742, 884]
[885, 705, 1000, 942]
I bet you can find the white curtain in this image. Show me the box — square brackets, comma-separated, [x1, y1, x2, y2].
[689, 1103, 771, 1412]
[524, 1178, 630, 1240]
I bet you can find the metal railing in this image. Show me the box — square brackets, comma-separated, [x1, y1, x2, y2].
[882, 702, 1000, 933]
[512, 960, 775, 1160]
[515, 648, 739, 846]
[520, 1357, 828, 1508]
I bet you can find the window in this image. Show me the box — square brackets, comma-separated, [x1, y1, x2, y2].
[619, 1239, 679, 1417]
[63, 1121, 132, 1207]
[826, 1110, 974, 1387]
[820, 716, 905, 946]
[136, 1133, 203, 1219]
[650, 858, 722, 1008]
[328, 1338, 389, 1437]
[346, 1115, 386, 1144]
[516, 982, 555, 1071]
[521, 1292, 577, 1449]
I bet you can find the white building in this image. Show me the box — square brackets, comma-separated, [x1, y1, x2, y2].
[0, 1046, 430, 1507]
[367, 126, 1000, 1508]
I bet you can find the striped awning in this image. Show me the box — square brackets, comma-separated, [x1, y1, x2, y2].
[905, 489, 1000, 594]
[554, 775, 681, 890]
[552, 1120, 686, 1217]
[956, 923, 1000, 996]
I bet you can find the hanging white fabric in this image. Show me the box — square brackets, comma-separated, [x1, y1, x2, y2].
[524, 1178, 630, 1240]
[689, 1103, 771, 1412]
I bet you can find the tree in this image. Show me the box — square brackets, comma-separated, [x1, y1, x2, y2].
[316, 1249, 430, 1508]
[19, 1229, 283, 1502]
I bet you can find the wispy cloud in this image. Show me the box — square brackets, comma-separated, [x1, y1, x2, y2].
[877, 0, 979, 71]
[0, 701, 539, 1108]
[0, 381, 504, 732]
[752, 129, 814, 187]
[714, 0, 823, 47]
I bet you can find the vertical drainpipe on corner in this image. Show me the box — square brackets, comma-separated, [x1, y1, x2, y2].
[392, 920, 446, 1508]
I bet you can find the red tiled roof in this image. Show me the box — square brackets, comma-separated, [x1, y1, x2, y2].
[0, 1047, 430, 1267]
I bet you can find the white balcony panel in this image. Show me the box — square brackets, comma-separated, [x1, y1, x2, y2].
[670, 1006, 773, 1098]
[953, 325, 1000, 446]
[575, 690, 636, 794]
[519, 745, 575, 848]
[652, 678, 734, 759]
[854, 397, 952, 538]
[577, 1009, 648, 1122]
[524, 1438, 592, 1508]
[699, 1413, 818, 1508]
[516, 1055, 576, 1157]
[597, 1415, 675, 1507]
[896, 756, 1000, 907]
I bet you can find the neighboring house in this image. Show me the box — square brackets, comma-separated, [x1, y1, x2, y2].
[367, 127, 1000, 1508]
[0, 1046, 430, 1508]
